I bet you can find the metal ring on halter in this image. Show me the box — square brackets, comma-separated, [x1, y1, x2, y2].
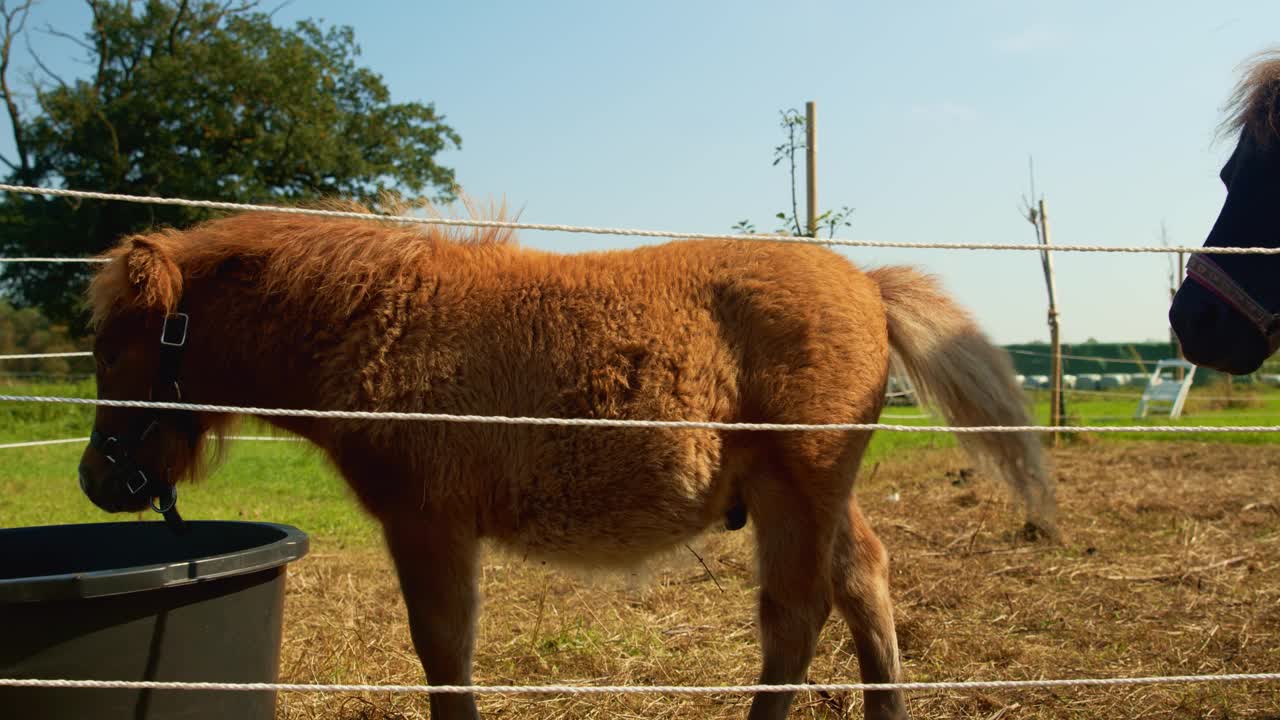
[126, 470, 149, 495]
[151, 486, 178, 514]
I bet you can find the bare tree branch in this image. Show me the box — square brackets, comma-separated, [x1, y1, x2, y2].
[166, 0, 189, 55]
[266, 0, 294, 19]
[25, 30, 67, 88]
[86, 0, 107, 90]
[176, 1, 254, 49]
[38, 23, 92, 54]
[0, 1, 32, 40]
[1, 0, 37, 183]
[207, 1, 257, 27]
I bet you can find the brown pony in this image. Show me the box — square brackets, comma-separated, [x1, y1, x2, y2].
[78, 208, 1057, 720]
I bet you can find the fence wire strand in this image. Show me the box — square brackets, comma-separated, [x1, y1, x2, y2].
[2, 672, 1279, 695]
[0, 351, 93, 361]
[0, 182, 1276, 255]
[0, 394, 1276, 433]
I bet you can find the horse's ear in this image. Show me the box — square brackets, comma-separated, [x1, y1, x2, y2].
[124, 235, 183, 313]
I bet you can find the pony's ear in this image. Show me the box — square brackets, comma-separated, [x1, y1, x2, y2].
[123, 235, 183, 313]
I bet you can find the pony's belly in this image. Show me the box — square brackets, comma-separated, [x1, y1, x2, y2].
[491, 434, 739, 566]
[498, 499, 714, 567]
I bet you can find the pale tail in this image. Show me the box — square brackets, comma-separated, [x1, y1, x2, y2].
[869, 266, 1059, 539]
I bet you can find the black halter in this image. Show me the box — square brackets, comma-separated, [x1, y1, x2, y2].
[1186, 255, 1280, 355]
[89, 311, 192, 534]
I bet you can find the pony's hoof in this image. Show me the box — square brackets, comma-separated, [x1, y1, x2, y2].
[1019, 519, 1061, 544]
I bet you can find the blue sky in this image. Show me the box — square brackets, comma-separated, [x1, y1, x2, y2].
[3, 1, 1277, 344]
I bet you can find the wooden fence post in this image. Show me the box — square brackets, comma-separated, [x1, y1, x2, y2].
[805, 101, 817, 237]
[1037, 198, 1063, 445]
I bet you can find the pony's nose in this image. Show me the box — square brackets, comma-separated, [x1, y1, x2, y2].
[1170, 284, 1218, 348]
[78, 465, 90, 495]
[1190, 297, 1219, 328]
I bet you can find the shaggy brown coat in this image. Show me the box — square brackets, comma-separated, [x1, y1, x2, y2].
[81, 210, 1056, 720]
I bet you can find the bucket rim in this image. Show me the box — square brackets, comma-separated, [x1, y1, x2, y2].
[0, 520, 309, 603]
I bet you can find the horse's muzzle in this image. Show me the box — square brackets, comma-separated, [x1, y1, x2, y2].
[1170, 279, 1270, 375]
[77, 459, 152, 514]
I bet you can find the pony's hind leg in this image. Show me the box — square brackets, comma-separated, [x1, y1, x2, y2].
[743, 468, 839, 720]
[832, 496, 908, 720]
[383, 513, 482, 720]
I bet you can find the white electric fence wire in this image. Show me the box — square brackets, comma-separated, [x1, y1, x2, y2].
[1, 672, 1278, 695]
[0, 437, 85, 450]
[0, 351, 93, 361]
[0, 183, 1276, 255]
[1, 354, 1261, 407]
[1006, 349, 1157, 365]
[0, 257, 109, 263]
[0, 435, 301, 450]
[0, 394, 1277, 433]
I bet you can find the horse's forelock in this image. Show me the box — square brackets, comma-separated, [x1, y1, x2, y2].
[1223, 50, 1280, 147]
[87, 249, 139, 331]
[87, 231, 186, 330]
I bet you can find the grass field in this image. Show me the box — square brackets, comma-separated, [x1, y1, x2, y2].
[5, 378, 1280, 545]
[0, 379, 381, 545]
[3, 378, 1279, 718]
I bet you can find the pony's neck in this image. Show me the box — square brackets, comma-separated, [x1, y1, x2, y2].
[179, 276, 343, 442]
[176, 240, 500, 443]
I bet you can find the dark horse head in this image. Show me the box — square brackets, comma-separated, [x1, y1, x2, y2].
[1169, 51, 1280, 375]
[78, 232, 225, 518]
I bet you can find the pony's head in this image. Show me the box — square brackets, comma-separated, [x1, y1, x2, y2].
[76, 199, 507, 513]
[78, 230, 224, 515]
[1170, 50, 1280, 374]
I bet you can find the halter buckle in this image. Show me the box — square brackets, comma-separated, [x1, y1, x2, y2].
[126, 469, 149, 495]
[99, 434, 120, 463]
[160, 313, 189, 347]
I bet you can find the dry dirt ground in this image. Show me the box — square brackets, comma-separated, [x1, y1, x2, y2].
[275, 441, 1280, 720]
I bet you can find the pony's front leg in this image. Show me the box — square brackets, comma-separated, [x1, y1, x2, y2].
[383, 513, 482, 720]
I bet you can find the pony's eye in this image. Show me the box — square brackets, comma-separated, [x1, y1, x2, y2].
[97, 350, 120, 371]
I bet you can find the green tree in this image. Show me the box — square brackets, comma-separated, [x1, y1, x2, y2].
[0, 299, 89, 377]
[0, 0, 461, 332]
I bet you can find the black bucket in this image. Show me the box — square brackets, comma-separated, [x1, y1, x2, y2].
[0, 520, 309, 719]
